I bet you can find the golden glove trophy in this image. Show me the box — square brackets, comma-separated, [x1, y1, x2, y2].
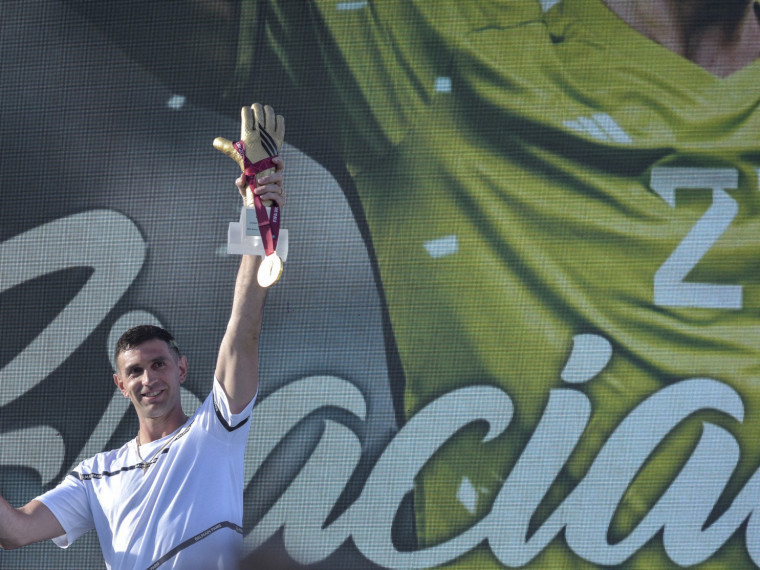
[214, 103, 287, 287]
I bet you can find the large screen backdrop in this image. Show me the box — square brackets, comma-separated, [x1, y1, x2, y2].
[3, 0, 760, 568]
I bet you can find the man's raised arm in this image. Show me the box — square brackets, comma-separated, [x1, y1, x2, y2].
[213, 104, 285, 414]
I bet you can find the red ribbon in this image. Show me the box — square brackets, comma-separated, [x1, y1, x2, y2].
[233, 141, 280, 257]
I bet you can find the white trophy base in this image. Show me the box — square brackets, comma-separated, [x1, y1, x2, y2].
[227, 206, 289, 261]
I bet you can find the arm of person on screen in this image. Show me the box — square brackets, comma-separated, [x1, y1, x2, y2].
[214, 103, 285, 414]
[0, 496, 64, 550]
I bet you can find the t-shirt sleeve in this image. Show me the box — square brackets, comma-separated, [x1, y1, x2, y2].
[36, 472, 95, 548]
[193, 376, 257, 443]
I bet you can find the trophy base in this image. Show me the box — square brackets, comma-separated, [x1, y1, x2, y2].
[227, 206, 289, 260]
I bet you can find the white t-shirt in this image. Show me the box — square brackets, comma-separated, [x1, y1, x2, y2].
[38, 378, 256, 570]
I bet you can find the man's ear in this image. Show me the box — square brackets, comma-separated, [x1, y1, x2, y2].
[113, 373, 128, 398]
[178, 355, 188, 384]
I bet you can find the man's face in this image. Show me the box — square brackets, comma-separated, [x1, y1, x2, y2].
[113, 339, 188, 421]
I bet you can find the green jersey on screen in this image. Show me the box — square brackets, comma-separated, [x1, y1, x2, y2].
[233, 0, 760, 567]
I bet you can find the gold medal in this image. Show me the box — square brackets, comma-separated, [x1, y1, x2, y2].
[258, 253, 283, 287]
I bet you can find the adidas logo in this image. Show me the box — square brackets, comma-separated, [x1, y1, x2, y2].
[563, 113, 632, 144]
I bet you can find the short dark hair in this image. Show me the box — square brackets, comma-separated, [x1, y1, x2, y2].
[113, 325, 181, 367]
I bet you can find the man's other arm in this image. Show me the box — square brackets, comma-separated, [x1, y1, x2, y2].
[0, 497, 64, 550]
[215, 160, 285, 414]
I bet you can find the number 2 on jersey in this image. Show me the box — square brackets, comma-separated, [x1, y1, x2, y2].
[651, 167, 741, 309]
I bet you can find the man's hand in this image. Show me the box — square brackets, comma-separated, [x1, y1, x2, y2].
[214, 103, 285, 206]
[234, 157, 285, 210]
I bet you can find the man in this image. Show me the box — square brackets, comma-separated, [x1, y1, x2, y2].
[0, 104, 285, 569]
[12, 0, 760, 568]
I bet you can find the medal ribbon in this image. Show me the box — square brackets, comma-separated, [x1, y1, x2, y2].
[233, 141, 280, 257]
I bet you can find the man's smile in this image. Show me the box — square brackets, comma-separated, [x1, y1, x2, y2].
[141, 389, 165, 400]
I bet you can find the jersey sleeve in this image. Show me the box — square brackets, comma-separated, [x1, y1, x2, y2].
[192, 377, 257, 444]
[35, 472, 95, 548]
